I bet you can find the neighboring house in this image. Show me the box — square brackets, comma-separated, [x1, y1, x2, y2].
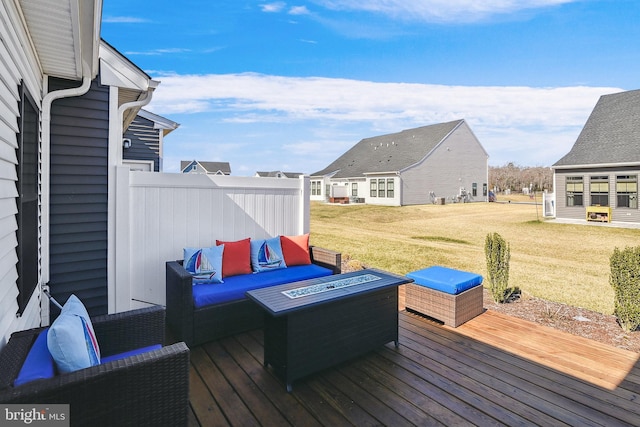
[123, 109, 179, 172]
[310, 120, 489, 206]
[552, 89, 640, 224]
[181, 160, 231, 175]
[0, 0, 163, 347]
[255, 171, 304, 178]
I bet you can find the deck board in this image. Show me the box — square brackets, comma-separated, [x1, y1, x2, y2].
[184, 309, 640, 426]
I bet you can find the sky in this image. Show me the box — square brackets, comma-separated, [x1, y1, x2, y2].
[100, 0, 639, 175]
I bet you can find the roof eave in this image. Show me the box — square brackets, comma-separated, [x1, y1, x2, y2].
[552, 161, 640, 170]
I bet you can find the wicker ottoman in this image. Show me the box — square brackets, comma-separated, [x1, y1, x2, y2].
[405, 266, 484, 327]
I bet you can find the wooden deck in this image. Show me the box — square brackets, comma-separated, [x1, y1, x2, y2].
[186, 304, 640, 426]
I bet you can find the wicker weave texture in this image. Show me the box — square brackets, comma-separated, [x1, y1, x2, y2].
[405, 283, 484, 327]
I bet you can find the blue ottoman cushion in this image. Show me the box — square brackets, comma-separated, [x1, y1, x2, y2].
[406, 266, 483, 295]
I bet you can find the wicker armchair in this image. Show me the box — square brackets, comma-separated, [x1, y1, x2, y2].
[0, 306, 190, 427]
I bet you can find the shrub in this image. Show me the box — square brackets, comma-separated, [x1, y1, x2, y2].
[610, 246, 640, 332]
[485, 232, 512, 303]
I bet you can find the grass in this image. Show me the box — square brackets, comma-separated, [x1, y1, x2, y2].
[309, 200, 640, 315]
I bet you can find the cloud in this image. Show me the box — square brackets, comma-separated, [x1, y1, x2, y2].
[289, 6, 311, 15]
[149, 72, 622, 167]
[125, 48, 192, 56]
[261, 2, 287, 13]
[102, 16, 149, 24]
[310, 0, 577, 23]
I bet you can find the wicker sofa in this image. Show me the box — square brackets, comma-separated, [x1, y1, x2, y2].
[166, 245, 341, 347]
[0, 306, 190, 427]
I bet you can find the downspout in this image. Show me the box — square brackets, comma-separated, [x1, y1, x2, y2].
[109, 87, 155, 313]
[41, 61, 92, 323]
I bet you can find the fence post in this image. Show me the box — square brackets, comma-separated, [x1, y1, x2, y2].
[300, 175, 310, 234]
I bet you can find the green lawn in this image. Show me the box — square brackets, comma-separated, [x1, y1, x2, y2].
[309, 201, 640, 314]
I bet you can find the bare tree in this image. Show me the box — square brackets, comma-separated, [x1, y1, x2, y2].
[489, 163, 553, 193]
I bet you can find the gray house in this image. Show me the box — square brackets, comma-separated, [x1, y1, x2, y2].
[181, 160, 232, 175]
[310, 120, 489, 206]
[553, 89, 640, 224]
[0, 0, 167, 347]
[123, 109, 179, 172]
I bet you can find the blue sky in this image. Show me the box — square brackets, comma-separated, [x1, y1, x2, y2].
[101, 0, 638, 175]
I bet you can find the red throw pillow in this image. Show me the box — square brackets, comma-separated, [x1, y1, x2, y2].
[280, 234, 311, 266]
[216, 238, 252, 277]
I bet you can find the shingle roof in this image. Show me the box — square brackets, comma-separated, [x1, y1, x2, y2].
[311, 120, 464, 178]
[181, 160, 231, 174]
[256, 171, 304, 178]
[553, 89, 640, 168]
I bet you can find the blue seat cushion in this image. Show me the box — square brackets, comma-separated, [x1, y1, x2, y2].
[192, 264, 333, 308]
[14, 329, 55, 387]
[406, 266, 483, 295]
[101, 345, 162, 363]
[15, 332, 163, 387]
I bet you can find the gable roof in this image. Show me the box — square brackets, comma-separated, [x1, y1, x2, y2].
[553, 89, 640, 168]
[255, 171, 304, 178]
[181, 160, 231, 175]
[311, 120, 464, 178]
[137, 109, 180, 136]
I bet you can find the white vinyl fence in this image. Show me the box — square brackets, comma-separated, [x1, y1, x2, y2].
[113, 168, 310, 311]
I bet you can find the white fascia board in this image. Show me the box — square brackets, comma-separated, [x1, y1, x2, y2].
[99, 41, 151, 91]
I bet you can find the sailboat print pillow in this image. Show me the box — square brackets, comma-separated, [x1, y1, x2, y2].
[250, 236, 287, 273]
[184, 245, 224, 284]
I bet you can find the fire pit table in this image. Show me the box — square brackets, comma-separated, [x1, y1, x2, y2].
[246, 269, 412, 392]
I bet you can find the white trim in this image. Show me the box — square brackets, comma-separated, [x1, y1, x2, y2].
[122, 159, 154, 171]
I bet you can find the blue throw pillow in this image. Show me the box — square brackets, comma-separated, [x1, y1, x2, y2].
[47, 295, 101, 374]
[250, 236, 287, 272]
[184, 245, 224, 284]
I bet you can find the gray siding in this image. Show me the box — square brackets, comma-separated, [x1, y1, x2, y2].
[48, 77, 109, 316]
[555, 168, 640, 223]
[124, 115, 160, 171]
[400, 122, 488, 205]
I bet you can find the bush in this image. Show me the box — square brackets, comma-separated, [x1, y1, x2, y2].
[485, 232, 512, 303]
[610, 246, 640, 332]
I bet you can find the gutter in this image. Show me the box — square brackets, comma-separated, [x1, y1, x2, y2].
[41, 61, 93, 286]
[552, 162, 640, 170]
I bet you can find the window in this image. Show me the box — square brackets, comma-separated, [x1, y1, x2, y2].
[378, 179, 385, 197]
[370, 179, 377, 197]
[351, 183, 358, 197]
[16, 84, 39, 315]
[616, 175, 638, 208]
[311, 180, 322, 196]
[387, 179, 394, 198]
[472, 183, 477, 197]
[566, 176, 583, 207]
[483, 183, 487, 197]
[590, 175, 609, 206]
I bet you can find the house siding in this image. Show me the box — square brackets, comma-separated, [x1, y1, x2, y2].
[401, 122, 488, 205]
[48, 77, 109, 316]
[123, 115, 160, 171]
[0, 1, 45, 347]
[555, 167, 640, 223]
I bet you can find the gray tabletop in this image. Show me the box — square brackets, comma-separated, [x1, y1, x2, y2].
[246, 268, 412, 316]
